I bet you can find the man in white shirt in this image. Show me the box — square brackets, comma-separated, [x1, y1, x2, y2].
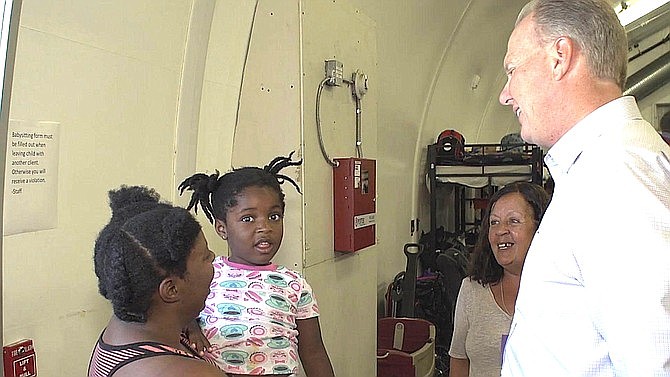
[498, 0, 670, 376]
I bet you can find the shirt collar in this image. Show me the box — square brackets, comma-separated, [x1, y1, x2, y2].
[544, 96, 642, 179]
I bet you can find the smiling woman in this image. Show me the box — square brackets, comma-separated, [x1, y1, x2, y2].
[448, 181, 549, 377]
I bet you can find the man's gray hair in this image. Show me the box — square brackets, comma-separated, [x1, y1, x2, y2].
[517, 0, 628, 90]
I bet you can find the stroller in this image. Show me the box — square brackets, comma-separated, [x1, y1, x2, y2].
[377, 243, 436, 377]
[380, 240, 469, 376]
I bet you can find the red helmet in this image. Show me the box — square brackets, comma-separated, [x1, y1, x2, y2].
[437, 129, 465, 160]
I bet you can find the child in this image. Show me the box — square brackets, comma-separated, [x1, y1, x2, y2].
[179, 152, 335, 377]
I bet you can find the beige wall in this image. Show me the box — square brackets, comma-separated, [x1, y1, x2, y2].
[189, 0, 257, 252]
[2, 0, 668, 375]
[2, 0, 382, 374]
[300, 2, 378, 375]
[4, 1, 206, 374]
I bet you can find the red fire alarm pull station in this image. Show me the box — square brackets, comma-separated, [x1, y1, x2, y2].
[3, 339, 37, 377]
[333, 158, 376, 252]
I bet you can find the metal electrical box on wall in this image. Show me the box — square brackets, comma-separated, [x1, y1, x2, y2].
[333, 158, 376, 252]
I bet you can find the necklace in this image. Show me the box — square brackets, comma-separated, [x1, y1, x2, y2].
[500, 279, 511, 316]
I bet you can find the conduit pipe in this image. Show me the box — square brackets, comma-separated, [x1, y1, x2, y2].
[623, 50, 670, 101]
[626, 3, 670, 48]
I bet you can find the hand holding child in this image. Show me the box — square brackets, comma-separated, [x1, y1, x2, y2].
[183, 319, 213, 356]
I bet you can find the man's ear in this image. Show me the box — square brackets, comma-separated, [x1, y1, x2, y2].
[158, 277, 180, 304]
[215, 218, 227, 240]
[549, 36, 574, 81]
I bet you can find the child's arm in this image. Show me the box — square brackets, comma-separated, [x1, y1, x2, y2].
[296, 317, 335, 377]
[182, 318, 213, 357]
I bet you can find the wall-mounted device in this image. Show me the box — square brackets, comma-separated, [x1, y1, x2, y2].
[3, 339, 37, 377]
[324, 59, 344, 86]
[351, 69, 368, 99]
[317, 59, 369, 164]
[319, 60, 375, 252]
[333, 158, 376, 252]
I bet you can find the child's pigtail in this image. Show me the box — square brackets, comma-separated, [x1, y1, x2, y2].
[178, 170, 220, 223]
[264, 151, 302, 194]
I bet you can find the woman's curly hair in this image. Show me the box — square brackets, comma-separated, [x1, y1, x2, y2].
[178, 152, 302, 223]
[93, 185, 201, 323]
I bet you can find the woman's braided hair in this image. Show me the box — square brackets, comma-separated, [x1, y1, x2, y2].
[93, 185, 201, 323]
[178, 152, 302, 223]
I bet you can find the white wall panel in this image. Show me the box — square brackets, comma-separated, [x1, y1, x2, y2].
[301, 1, 377, 375]
[19, 0, 192, 72]
[423, 1, 522, 146]
[230, 0, 303, 270]
[4, 1, 194, 374]
[190, 0, 257, 251]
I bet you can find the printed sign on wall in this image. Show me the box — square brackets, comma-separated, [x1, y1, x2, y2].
[4, 120, 60, 235]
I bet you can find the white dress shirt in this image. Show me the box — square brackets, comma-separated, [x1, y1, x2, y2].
[501, 96, 670, 376]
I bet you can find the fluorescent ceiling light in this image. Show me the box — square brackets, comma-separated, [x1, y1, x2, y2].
[614, 0, 670, 26]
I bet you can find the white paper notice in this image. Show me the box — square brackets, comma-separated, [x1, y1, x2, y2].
[4, 120, 60, 235]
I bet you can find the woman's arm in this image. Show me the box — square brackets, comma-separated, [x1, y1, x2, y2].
[296, 317, 335, 377]
[449, 357, 469, 377]
[449, 280, 470, 377]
